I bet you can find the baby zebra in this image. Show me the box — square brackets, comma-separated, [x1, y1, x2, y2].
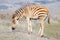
[11, 5, 50, 37]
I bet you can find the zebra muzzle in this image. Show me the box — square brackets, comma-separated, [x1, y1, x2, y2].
[12, 27, 15, 30]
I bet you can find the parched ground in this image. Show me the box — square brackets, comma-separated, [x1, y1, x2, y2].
[0, 19, 58, 40]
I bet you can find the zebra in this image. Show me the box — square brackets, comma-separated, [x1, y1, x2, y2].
[11, 5, 50, 37]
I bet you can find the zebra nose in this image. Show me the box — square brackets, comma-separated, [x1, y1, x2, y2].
[12, 27, 15, 30]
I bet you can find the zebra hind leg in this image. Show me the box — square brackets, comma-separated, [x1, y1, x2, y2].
[38, 20, 44, 37]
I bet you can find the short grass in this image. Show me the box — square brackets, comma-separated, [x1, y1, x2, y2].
[44, 22, 60, 40]
[0, 19, 60, 40]
[33, 21, 60, 40]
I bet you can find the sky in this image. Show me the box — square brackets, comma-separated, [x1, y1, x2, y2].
[0, 0, 60, 11]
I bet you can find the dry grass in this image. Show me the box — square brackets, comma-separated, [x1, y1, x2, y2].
[0, 13, 59, 40]
[44, 22, 60, 40]
[0, 19, 58, 40]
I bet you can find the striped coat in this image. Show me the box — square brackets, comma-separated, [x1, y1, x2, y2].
[11, 5, 50, 37]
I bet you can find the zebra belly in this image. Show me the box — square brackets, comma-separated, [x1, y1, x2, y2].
[30, 15, 39, 20]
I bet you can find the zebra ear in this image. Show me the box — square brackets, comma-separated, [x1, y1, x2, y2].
[11, 14, 16, 20]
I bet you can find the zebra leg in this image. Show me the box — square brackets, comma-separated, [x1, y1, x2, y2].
[38, 20, 44, 37]
[26, 17, 32, 34]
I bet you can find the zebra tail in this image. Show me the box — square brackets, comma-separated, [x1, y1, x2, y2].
[47, 11, 50, 24]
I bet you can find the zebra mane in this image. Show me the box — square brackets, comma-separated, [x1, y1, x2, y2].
[15, 8, 22, 14]
[15, 5, 26, 14]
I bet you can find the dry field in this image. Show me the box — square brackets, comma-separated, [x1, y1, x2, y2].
[0, 12, 60, 40]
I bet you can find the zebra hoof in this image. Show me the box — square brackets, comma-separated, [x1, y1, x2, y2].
[28, 32, 32, 34]
[41, 35, 44, 37]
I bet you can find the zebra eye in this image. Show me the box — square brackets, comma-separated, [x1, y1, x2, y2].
[17, 18, 19, 20]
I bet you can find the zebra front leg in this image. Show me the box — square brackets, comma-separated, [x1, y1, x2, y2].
[38, 20, 44, 37]
[26, 17, 32, 34]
